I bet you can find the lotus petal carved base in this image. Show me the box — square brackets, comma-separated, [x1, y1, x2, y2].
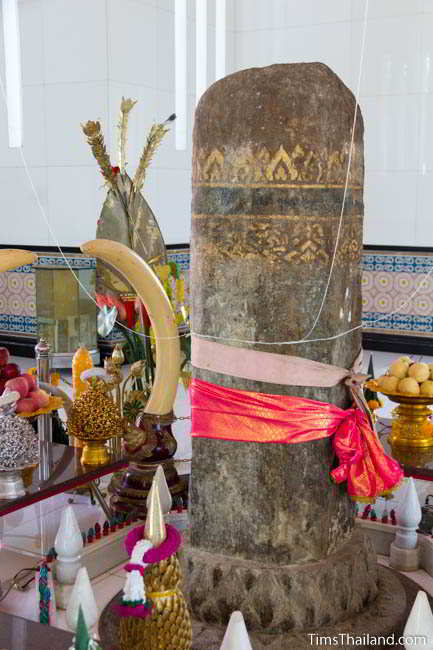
[184, 530, 378, 633]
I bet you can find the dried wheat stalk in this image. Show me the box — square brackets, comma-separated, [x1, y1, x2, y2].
[117, 97, 137, 173]
[132, 114, 176, 195]
[82, 120, 116, 189]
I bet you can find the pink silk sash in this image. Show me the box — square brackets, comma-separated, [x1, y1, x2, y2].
[191, 378, 403, 501]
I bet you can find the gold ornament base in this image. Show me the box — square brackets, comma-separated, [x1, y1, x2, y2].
[388, 402, 433, 448]
[81, 440, 111, 465]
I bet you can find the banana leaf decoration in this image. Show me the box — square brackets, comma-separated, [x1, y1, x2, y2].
[82, 100, 175, 296]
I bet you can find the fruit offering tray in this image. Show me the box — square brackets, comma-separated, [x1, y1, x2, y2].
[366, 379, 433, 405]
[17, 395, 63, 418]
[372, 356, 433, 399]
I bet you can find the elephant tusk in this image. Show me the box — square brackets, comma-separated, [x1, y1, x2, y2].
[0, 249, 38, 272]
[80, 240, 180, 415]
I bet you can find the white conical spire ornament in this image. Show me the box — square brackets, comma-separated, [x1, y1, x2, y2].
[220, 611, 253, 650]
[65, 567, 98, 633]
[146, 465, 172, 515]
[395, 477, 422, 550]
[144, 477, 167, 547]
[404, 590, 433, 649]
[54, 506, 83, 585]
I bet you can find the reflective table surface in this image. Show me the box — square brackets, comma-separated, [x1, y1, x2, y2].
[0, 441, 127, 517]
[0, 611, 73, 649]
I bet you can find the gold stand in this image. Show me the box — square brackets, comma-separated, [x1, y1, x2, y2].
[81, 440, 111, 465]
[378, 391, 433, 448]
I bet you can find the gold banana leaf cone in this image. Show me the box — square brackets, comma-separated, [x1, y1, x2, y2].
[96, 173, 167, 296]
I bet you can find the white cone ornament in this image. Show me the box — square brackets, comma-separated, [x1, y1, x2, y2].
[404, 590, 433, 649]
[220, 611, 253, 650]
[54, 505, 83, 585]
[146, 465, 172, 515]
[66, 567, 98, 632]
[395, 477, 422, 550]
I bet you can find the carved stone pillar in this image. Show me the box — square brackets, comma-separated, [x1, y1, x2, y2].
[186, 63, 378, 633]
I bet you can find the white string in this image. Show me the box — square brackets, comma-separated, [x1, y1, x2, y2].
[301, 0, 369, 342]
[191, 265, 433, 345]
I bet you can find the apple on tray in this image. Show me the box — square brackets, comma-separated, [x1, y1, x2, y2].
[15, 388, 50, 414]
[1, 363, 21, 382]
[0, 347, 10, 367]
[20, 373, 37, 393]
[16, 396, 37, 414]
[4, 376, 29, 399]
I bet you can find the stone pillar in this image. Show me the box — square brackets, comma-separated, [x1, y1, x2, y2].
[186, 63, 378, 633]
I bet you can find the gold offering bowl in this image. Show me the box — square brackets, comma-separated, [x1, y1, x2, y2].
[369, 380, 433, 448]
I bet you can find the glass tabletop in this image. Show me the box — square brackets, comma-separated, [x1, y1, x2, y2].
[0, 442, 128, 517]
[0, 611, 73, 649]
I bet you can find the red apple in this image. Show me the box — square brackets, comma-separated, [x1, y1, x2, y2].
[4, 376, 29, 399]
[1, 363, 20, 381]
[16, 396, 37, 414]
[0, 347, 10, 366]
[20, 374, 37, 393]
[30, 389, 50, 410]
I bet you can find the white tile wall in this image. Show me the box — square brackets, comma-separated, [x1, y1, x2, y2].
[230, 0, 433, 248]
[45, 82, 108, 167]
[47, 166, 102, 246]
[107, 0, 157, 87]
[0, 0, 234, 247]
[16, 1, 433, 249]
[0, 167, 50, 245]
[43, 0, 108, 84]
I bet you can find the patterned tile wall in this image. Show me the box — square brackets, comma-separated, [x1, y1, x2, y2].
[1, 249, 431, 342]
[362, 251, 433, 337]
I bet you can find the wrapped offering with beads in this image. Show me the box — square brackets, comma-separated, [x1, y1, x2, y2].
[114, 477, 192, 649]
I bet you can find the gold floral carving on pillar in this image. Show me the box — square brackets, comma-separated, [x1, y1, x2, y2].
[193, 144, 362, 187]
[192, 215, 363, 267]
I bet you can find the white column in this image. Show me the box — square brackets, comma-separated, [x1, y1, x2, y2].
[175, 0, 187, 150]
[2, 0, 23, 147]
[196, 0, 208, 106]
[215, 0, 226, 82]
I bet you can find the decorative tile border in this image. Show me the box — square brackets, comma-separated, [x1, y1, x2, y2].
[0, 314, 37, 334]
[1, 247, 432, 344]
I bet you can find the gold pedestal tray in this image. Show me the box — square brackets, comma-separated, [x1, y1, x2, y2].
[369, 381, 433, 448]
